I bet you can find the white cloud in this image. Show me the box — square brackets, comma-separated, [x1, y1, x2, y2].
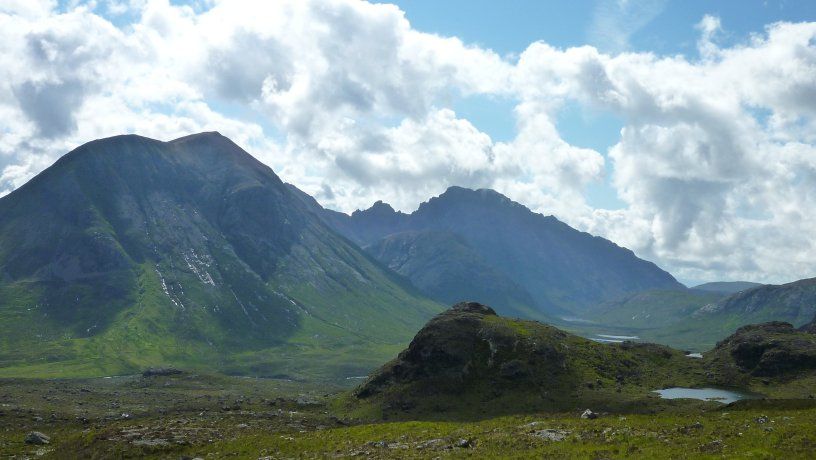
[511, 19, 816, 283]
[0, 2, 815, 284]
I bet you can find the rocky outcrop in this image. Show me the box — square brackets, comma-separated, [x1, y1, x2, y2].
[353, 302, 701, 416]
[710, 322, 816, 378]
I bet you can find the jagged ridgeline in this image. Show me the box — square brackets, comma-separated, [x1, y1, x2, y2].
[292, 184, 685, 319]
[0, 133, 441, 379]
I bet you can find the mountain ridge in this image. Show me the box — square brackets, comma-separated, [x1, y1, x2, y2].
[294, 184, 685, 318]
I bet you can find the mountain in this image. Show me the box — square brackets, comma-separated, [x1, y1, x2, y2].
[695, 278, 816, 327]
[0, 132, 441, 379]
[692, 281, 764, 295]
[350, 302, 705, 418]
[296, 185, 684, 318]
[604, 277, 816, 352]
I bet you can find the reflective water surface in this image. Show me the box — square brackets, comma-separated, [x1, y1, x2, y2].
[653, 387, 757, 404]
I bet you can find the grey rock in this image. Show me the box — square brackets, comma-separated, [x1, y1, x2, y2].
[25, 431, 50, 445]
[581, 409, 597, 419]
[455, 438, 473, 448]
[532, 429, 570, 441]
[142, 367, 183, 377]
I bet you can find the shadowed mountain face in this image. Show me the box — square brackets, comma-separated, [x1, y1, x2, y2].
[295, 185, 683, 318]
[0, 133, 441, 379]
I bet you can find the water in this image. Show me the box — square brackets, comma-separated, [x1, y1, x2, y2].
[653, 387, 756, 404]
[591, 334, 640, 343]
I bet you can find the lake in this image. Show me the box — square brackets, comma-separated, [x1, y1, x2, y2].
[653, 387, 757, 404]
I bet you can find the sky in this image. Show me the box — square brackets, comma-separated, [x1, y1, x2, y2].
[1, 0, 816, 285]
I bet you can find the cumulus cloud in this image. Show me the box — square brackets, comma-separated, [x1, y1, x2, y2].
[0, 1, 815, 284]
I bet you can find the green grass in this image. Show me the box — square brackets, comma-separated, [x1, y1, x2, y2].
[0, 256, 440, 382]
[3, 373, 816, 459]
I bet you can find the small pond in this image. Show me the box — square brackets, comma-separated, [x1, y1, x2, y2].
[653, 387, 757, 404]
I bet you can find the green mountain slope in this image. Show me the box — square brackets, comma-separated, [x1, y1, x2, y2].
[0, 132, 442, 379]
[692, 281, 764, 294]
[695, 277, 816, 326]
[593, 289, 725, 329]
[579, 278, 816, 352]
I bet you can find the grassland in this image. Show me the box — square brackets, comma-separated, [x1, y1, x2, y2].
[2, 372, 816, 459]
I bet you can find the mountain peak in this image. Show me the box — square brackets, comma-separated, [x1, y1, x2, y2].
[352, 200, 399, 218]
[170, 131, 224, 143]
[427, 186, 526, 213]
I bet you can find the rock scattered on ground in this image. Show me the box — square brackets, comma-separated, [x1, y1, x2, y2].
[532, 429, 571, 441]
[24, 431, 50, 445]
[581, 409, 597, 419]
[142, 367, 184, 377]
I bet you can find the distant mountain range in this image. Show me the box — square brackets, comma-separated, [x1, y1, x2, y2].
[590, 278, 816, 351]
[292, 184, 684, 318]
[695, 277, 816, 325]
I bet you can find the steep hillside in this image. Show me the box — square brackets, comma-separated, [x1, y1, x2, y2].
[801, 316, 816, 333]
[694, 278, 816, 327]
[297, 185, 683, 317]
[0, 132, 442, 379]
[587, 277, 816, 352]
[365, 230, 544, 319]
[351, 302, 705, 418]
[692, 281, 764, 294]
[593, 289, 725, 329]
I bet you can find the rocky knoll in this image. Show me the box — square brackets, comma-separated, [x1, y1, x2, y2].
[354, 302, 705, 417]
[707, 322, 816, 384]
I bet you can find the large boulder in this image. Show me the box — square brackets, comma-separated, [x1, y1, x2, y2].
[25, 431, 50, 445]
